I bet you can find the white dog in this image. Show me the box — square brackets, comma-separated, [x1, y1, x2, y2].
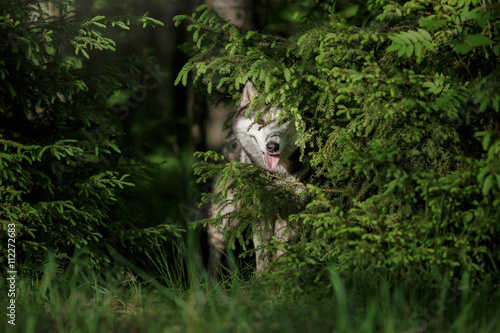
[207, 81, 310, 275]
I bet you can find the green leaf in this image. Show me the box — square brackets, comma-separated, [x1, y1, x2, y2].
[406, 43, 414, 57]
[386, 44, 400, 53]
[420, 17, 448, 29]
[483, 174, 493, 196]
[414, 42, 422, 58]
[452, 41, 472, 55]
[397, 45, 406, 57]
[465, 34, 493, 46]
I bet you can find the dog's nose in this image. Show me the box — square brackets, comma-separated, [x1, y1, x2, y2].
[266, 142, 279, 153]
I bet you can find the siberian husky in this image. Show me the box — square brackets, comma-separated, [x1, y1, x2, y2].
[207, 80, 310, 275]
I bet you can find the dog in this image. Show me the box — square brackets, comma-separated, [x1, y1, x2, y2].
[207, 80, 310, 275]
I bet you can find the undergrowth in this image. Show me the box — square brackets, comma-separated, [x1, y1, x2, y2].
[2, 251, 500, 333]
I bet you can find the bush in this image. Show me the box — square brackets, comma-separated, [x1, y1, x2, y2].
[175, 0, 500, 292]
[0, 0, 181, 272]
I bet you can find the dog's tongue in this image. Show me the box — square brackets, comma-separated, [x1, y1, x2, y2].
[264, 153, 280, 169]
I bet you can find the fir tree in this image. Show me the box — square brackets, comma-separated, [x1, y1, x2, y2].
[175, 0, 499, 291]
[0, 0, 178, 272]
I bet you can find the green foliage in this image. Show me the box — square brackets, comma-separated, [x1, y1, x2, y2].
[0, 0, 173, 270]
[194, 151, 309, 252]
[176, 0, 500, 291]
[386, 28, 434, 61]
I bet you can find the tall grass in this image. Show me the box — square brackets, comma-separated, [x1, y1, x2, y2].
[2, 242, 499, 333]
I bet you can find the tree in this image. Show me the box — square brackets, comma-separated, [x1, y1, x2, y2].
[175, 0, 499, 292]
[0, 0, 180, 272]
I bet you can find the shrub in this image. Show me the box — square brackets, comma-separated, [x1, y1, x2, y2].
[175, 0, 499, 292]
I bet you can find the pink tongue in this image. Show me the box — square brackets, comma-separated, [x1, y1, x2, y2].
[264, 154, 280, 169]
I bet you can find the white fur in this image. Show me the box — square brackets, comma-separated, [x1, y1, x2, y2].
[207, 81, 306, 276]
[234, 106, 298, 176]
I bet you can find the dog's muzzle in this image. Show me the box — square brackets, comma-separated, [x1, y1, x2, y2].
[266, 142, 279, 154]
[263, 141, 280, 169]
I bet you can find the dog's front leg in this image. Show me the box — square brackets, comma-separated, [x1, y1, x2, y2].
[253, 223, 274, 271]
[207, 188, 234, 277]
[207, 224, 225, 276]
[273, 219, 295, 260]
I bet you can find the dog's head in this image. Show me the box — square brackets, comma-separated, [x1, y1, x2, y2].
[234, 81, 297, 170]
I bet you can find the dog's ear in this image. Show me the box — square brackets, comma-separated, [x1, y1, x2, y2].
[240, 80, 257, 108]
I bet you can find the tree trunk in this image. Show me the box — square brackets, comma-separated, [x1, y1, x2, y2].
[203, 0, 254, 151]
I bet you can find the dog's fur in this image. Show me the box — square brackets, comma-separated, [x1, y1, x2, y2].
[207, 81, 310, 275]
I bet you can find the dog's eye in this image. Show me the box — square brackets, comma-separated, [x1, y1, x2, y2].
[280, 116, 290, 124]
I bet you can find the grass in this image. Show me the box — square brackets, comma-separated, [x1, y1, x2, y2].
[2, 248, 500, 333]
